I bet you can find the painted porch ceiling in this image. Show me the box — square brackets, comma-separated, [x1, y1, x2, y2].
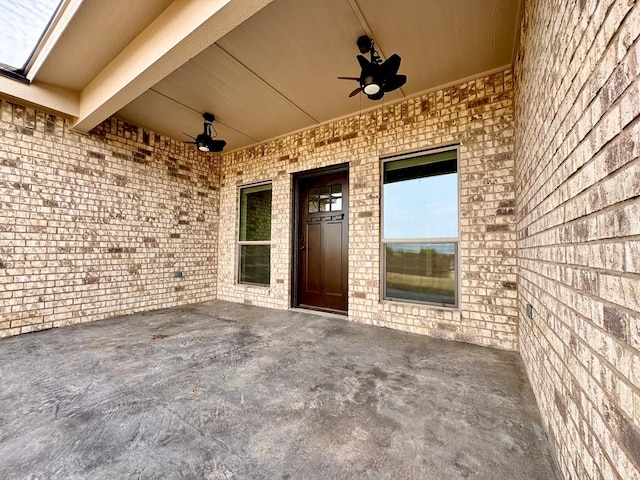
[35, 0, 175, 92]
[33, 0, 522, 152]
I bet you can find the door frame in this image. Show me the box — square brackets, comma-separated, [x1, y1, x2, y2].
[291, 163, 349, 312]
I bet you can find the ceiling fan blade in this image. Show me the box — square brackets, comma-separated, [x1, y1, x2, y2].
[383, 74, 407, 92]
[183, 132, 197, 140]
[337, 76, 360, 81]
[209, 140, 227, 152]
[357, 54, 372, 71]
[380, 54, 401, 77]
[349, 87, 363, 97]
[184, 141, 197, 144]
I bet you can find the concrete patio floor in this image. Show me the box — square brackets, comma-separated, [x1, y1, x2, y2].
[0, 300, 558, 479]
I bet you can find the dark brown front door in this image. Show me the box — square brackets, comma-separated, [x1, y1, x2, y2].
[295, 168, 348, 313]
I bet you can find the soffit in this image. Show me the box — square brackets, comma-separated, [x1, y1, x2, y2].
[358, 0, 520, 93]
[115, 0, 521, 151]
[213, 0, 404, 122]
[142, 43, 318, 141]
[35, 0, 174, 91]
[20, 0, 521, 151]
[117, 89, 256, 149]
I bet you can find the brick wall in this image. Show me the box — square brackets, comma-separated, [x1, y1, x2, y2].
[0, 100, 220, 337]
[515, 1, 640, 479]
[218, 69, 519, 350]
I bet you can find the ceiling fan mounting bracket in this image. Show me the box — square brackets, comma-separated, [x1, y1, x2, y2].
[202, 112, 215, 123]
[356, 35, 373, 54]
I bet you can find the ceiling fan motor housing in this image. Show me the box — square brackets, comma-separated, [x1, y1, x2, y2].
[362, 75, 381, 95]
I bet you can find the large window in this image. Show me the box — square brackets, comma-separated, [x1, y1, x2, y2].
[238, 183, 272, 285]
[382, 147, 458, 307]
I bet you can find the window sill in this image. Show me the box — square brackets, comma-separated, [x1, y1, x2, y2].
[382, 298, 460, 312]
[237, 282, 271, 289]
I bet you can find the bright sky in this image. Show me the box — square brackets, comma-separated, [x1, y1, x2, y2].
[0, 0, 61, 69]
[384, 173, 458, 239]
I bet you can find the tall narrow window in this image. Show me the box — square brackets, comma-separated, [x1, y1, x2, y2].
[382, 148, 458, 307]
[238, 183, 272, 285]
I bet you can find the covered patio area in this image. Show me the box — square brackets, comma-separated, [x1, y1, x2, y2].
[0, 301, 558, 479]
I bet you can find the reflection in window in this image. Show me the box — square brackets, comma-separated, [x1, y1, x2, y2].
[308, 188, 319, 213]
[240, 244, 271, 285]
[331, 184, 342, 211]
[320, 185, 331, 212]
[385, 243, 456, 305]
[238, 183, 272, 285]
[0, 0, 63, 70]
[382, 148, 458, 307]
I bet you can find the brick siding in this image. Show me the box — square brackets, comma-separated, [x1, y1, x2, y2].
[218, 69, 518, 350]
[515, 1, 640, 478]
[0, 102, 220, 337]
[1, 3, 639, 477]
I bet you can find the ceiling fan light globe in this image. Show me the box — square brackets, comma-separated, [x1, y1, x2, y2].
[363, 83, 381, 95]
[196, 137, 210, 151]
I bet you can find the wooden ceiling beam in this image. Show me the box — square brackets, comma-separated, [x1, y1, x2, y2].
[72, 0, 274, 133]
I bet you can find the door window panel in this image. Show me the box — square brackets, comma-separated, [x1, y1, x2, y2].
[331, 184, 342, 211]
[319, 185, 331, 212]
[308, 183, 343, 213]
[308, 187, 319, 213]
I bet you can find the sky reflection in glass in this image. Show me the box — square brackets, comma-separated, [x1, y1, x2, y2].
[0, 0, 61, 69]
[383, 173, 458, 239]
